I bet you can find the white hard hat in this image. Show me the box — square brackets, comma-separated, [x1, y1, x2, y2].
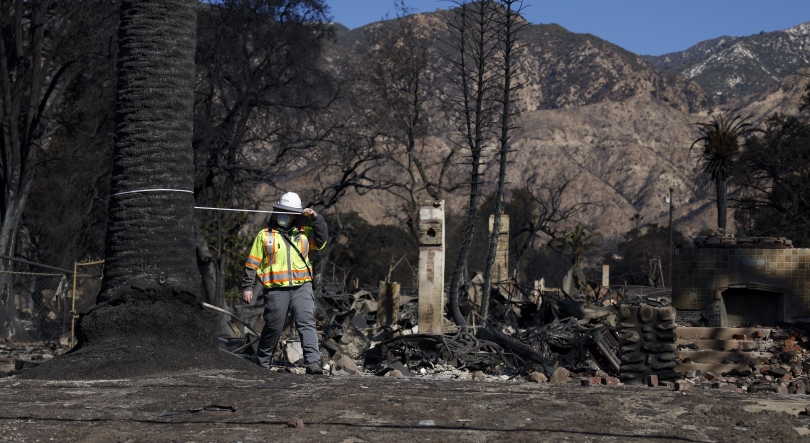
[273, 192, 303, 213]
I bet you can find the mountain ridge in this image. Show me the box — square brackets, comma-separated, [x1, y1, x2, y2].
[644, 21, 810, 102]
[311, 12, 810, 244]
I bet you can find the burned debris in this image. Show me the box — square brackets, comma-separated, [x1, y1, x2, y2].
[210, 266, 810, 398]
[4, 204, 810, 402]
[206, 218, 810, 397]
[213, 254, 678, 385]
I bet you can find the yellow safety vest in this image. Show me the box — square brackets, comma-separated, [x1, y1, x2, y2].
[245, 227, 324, 288]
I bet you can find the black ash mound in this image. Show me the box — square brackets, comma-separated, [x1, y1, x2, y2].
[21, 286, 256, 380]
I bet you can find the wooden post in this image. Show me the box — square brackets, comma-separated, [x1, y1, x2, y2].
[377, 280, 400, 327]
[418, 201, 445, 335]
[668, 188, 674, 289]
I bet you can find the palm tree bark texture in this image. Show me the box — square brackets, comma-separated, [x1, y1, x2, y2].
[23, 0, 250, 379]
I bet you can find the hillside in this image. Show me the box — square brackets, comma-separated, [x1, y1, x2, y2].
[331, 12, 707, 113]
[644, 22, 810, 102]
[307, 12, 810, 244]
[335, 92, 712, 242]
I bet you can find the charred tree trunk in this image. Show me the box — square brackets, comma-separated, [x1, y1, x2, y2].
[480, 0, 523, 320]
[99, 0, 200, 299]
[25, 0, 248, 380]
[444, 0, 499, 327]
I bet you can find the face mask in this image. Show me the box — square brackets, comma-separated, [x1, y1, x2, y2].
[276, 213, 291, 227]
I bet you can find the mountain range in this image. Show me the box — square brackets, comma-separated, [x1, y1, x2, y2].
[644, 22, 810, 103]
[317, 12, 810, 245]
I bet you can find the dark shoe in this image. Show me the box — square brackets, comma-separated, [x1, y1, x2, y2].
[241, 354, 259, 365]
[305, 364, 324, 375]
[241, 354, 270, 369]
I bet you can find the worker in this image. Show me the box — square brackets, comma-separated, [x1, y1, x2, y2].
[242, 192, 328, 374]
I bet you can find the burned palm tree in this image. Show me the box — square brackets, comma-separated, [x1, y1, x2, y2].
[27, 0, 246, 379]
[690, 115, 756, 232]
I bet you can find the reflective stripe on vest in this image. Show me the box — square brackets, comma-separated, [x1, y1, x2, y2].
[245, 254, 262, 269]
[265, 229, 275, 265]
[258, 269, 310, 285]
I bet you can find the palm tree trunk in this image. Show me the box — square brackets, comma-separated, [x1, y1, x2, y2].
[716, 178, 727, 232]
[71, 0, 218, 358]
[99, 0, 200, 300]
[25, 0, 250, 379]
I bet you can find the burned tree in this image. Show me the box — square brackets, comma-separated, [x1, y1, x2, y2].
[101, 0, 200, 299]
[442, 0, 501, 326]
[360, 2, 460, 240]
[734, 113, 810, 245]
[479, 0, 526, 320]
[1, 0, 106, 258]
[27, 0, 246, 379]
[0, 0, 117, 339]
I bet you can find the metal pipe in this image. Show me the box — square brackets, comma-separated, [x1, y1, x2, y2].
[0, 254, 74, 274]
[202, 302, 259, 337]
[71, 261, 78, 348]
[668, 187, 674, 289]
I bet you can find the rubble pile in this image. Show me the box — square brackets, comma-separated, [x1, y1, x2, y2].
[7, 264, 810, 398]
[255, 272, 810, 395]
[0, 341, 65, 376]
[675, 325, 810, 394]
[693, 232, 794, 248]
[226, 268, 689, 384]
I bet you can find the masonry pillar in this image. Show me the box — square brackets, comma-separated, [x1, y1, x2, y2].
[602, 265, 610, 287]
[418, 201, 445, 335]
[488, 213, 510, 282]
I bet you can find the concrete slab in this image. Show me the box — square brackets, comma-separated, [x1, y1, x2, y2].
[675, 363, 753, 374]
[676, 350, 773, 364]
[675, 327, 772, 340]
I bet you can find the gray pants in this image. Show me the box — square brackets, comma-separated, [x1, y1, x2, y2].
[255, 282, 321, 368]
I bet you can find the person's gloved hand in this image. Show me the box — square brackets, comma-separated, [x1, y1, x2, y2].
[302, 208, 317, 219]
[242, 290, 253, 304]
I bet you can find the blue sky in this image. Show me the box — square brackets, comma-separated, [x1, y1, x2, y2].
[328, 0, 810, 56]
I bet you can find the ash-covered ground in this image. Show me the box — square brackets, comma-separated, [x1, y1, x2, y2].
[1, 367, 809, 442]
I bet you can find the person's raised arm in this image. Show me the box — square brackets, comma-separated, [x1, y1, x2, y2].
[303, 208, 328, 250]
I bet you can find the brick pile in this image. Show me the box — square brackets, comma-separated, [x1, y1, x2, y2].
[673, 326, 810, 394]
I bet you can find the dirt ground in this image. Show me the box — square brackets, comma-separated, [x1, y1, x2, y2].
[2, 367, 810, 443]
